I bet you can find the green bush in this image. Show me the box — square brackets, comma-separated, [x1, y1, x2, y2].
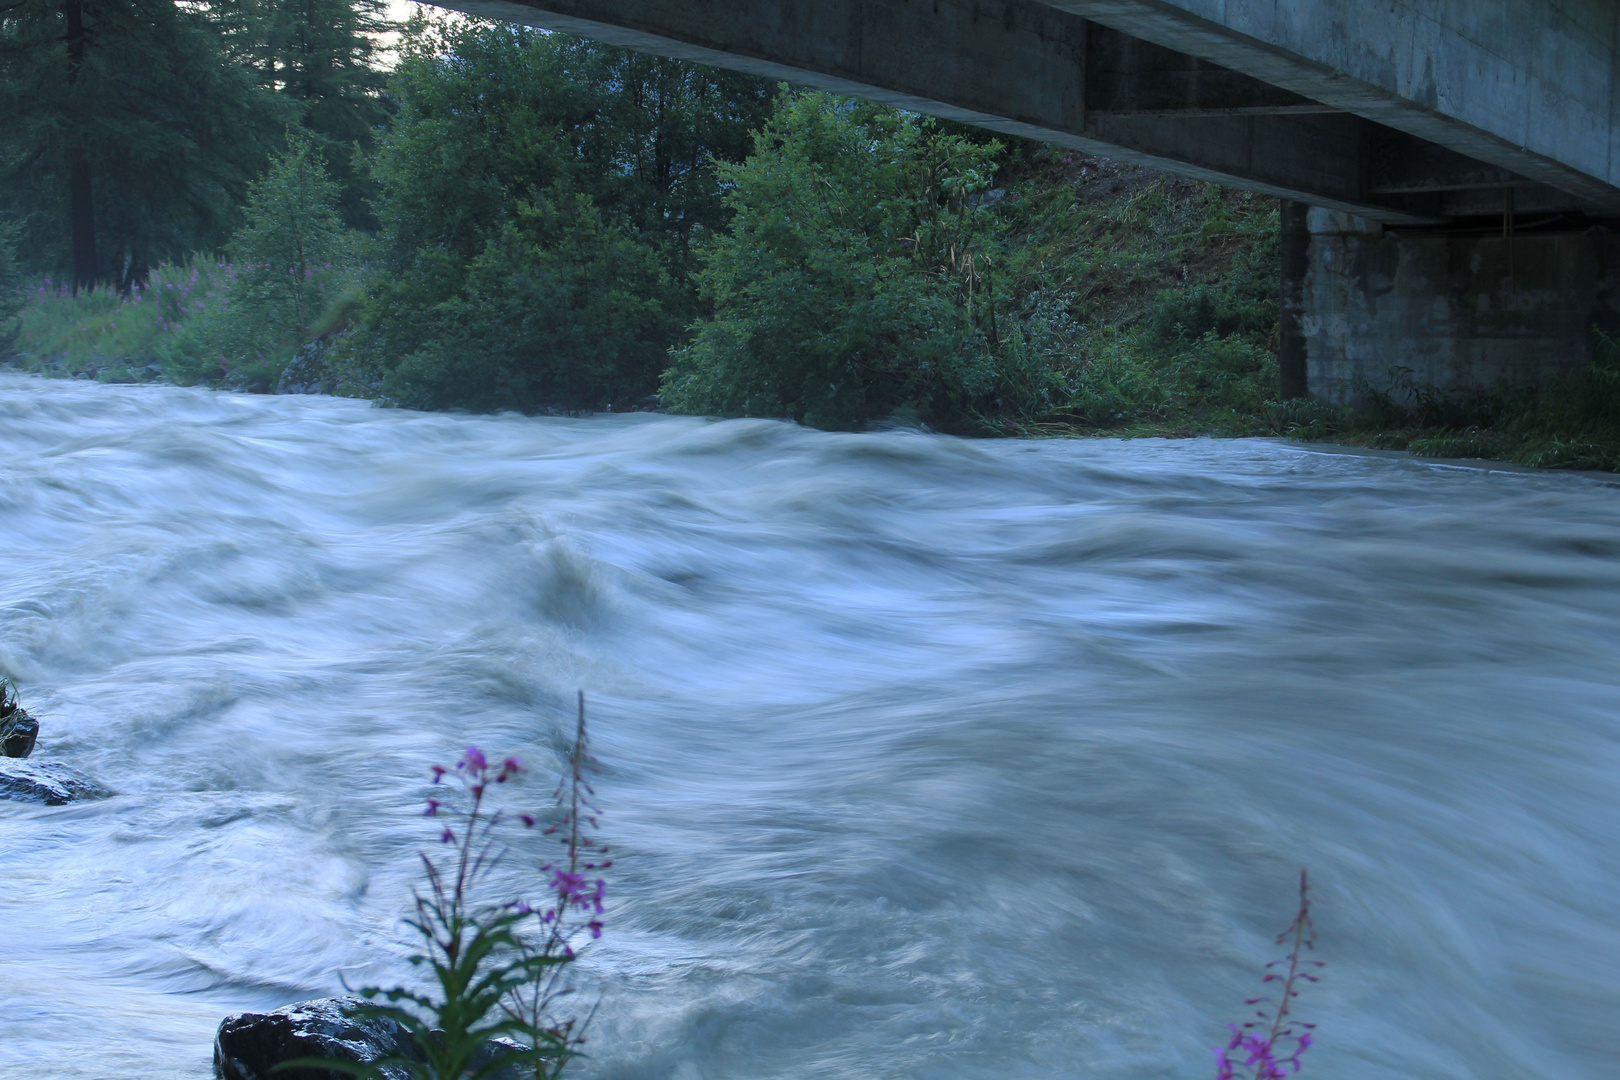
[336, 17, 773, 413]
[661, 99, 1287, 434]
[165, 129, 356, 390]
[662, 93, 1030, 430]
[370, 197, 672, 412]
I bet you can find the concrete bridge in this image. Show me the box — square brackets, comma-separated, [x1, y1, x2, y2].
[437, 0, 1620, 403]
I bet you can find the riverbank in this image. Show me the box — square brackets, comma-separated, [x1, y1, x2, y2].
[4, 144, 1616, 471]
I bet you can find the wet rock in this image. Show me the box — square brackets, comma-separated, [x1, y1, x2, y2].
[0, 711, 38, 757]
[215, 997, 422, 1080]
[214, 997, 531, 1080]
[0, 759, 112, 805]
[1, 681, 37, 758]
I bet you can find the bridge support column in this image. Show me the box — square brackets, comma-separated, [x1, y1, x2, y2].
[1302, 212, 1620, 405]
[1277, 200, 1310, 401]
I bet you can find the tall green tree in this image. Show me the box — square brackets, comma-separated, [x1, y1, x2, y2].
[228, 126, 350, 346]
[345, 16, 776, 412]
[0, 0, 288, 291]
[210, 0, 394, 229]
[163, 127, 354, 389]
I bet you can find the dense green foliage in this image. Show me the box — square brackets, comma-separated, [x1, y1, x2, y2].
[162, 129, 356, 389]
[665, 93, 1281, 433]
[0, 0, 389, 290]
[0, 0, 288, 290]
[662, 95, 1008, 431]
[990, 156, 1281, 436]
[330, 17, 775, 412]
[1284, 330, 1620, 471]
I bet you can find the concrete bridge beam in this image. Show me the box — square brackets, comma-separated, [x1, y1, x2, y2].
[1053, 0, 1620, 214]
[446, 0, 1495, 224]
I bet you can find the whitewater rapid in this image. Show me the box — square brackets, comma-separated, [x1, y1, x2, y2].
[0, 375, 1616, 1079]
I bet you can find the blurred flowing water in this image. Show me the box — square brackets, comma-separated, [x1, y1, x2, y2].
[1, 375, 1617, 1080]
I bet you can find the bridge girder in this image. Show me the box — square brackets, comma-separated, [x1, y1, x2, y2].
[431, 0, 1617, 226]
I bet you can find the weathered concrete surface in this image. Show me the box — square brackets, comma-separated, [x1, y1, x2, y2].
[1304, 211, 1620, 402]
[1054, 1, 1620, 212]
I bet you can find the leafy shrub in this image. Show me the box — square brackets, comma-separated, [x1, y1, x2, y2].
[661, 103, 1288, 434]
[167, 129, 355, 390]
[662, 93, 1024, 431]
[370, 199, 672, 413]
[337, 17, 773, 414]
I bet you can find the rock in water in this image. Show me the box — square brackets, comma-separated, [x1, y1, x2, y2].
[214, 998, 422, 1080]
[0, 697, 37, 757]
[1, 712, 38, 757]
[0, 760, 112, 805]
[214, 997, 533, 1080]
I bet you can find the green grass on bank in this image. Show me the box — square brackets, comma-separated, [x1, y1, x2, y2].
[985, 152, 1281, 438]
[1268, 330, 1620, 472]
[8, 262, 234, 384]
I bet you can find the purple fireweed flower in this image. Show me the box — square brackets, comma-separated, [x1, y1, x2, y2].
[424, 799, 441, 816]
[552, 871, 587, 900]
[519, 814, 536, 827]
[1215, 871, 1320, 1079]
[463, 746, 487, 773]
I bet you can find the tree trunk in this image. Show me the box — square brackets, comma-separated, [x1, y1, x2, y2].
[65, 0, 97, 294]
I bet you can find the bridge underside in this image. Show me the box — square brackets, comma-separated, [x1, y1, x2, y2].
[436, 0, 1620, 401]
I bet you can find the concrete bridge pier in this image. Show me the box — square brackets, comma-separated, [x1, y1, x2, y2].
[1300, 213, 1620, 405]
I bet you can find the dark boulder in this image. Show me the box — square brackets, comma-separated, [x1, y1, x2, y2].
[0, 759, 111, 804]
[1, 711, 38, 757]
[215, 997, 421, 1080]
[214, 997, 531, 1080]
[1, 683, 37, 757]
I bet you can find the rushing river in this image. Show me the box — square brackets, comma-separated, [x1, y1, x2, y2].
[1, 375, 1617, 1080]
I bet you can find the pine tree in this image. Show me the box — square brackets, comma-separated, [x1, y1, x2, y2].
[229, 125, 348, 346]
[212, 0, 394, 229]
[0, 0, 288, 291]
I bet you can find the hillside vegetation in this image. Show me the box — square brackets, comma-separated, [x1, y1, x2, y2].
[2, 18, 1285, 438]
[5, 12, 1617, 468]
